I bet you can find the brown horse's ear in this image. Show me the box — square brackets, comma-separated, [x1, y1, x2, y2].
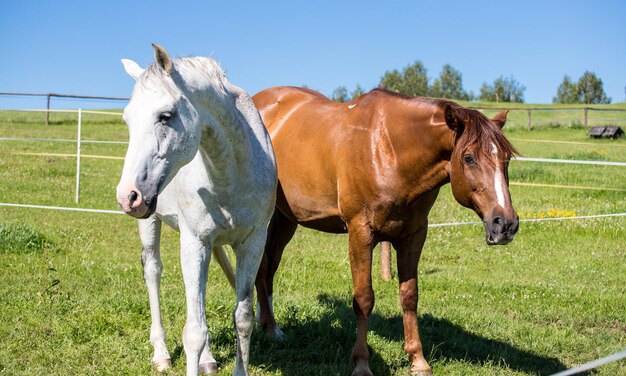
[152, 43, 173, 74]
[444, 104, 463, 133]
[492, 110, 509, 129]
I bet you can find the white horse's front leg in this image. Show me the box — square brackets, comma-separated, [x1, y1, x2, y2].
[180, 230, 210, 376]
[198, 337, 218, 374]
[233, 230, 266, 376]
[138, 216, 171, 372]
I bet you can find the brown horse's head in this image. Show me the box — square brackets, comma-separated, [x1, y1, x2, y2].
[444, 105, 519, 245]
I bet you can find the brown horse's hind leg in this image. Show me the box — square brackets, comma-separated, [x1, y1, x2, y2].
[347, 222, 375, 376]
[255, 209, 297, 338]
[394, 225, 433, 376]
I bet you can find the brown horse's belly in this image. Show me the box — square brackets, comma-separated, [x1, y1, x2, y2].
[298, 216, 347, 234]
[277, 196, 347, 233]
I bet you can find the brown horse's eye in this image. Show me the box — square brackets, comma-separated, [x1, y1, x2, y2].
[463, 154, 475, 165]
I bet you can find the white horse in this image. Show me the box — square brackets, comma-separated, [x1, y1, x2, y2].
[116, 44, 277, 376]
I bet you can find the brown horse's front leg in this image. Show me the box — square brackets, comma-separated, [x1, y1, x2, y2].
[347, 223, 375, 376]
[394, 225, 433, 376]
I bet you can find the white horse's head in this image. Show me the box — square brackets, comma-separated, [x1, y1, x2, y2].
[116, 44, 203, 218]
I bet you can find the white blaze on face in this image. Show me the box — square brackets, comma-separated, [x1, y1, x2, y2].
[491, 142, 506, 208]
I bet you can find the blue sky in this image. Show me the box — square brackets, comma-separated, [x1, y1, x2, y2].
[1, 1, 624, 109]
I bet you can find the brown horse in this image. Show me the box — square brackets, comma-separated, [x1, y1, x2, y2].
[252, 86, 519, 376]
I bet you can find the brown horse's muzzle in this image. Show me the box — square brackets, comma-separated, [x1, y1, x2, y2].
[484, 213, 519, 245]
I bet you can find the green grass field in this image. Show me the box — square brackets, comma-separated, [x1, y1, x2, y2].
[0, 109, 625, 375]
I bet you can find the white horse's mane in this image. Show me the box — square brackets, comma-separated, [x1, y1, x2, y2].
[137, 56, 227, 97]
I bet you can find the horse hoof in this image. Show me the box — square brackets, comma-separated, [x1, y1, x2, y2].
[412, 371, 433, 376]
[264, 325, 285, 340]
[152, 358, 171, 372]
[272, 326, 285, 340]
[351, 363, 373, 376]
[410, 366, 433, 376]
[199, 361, 219, 374]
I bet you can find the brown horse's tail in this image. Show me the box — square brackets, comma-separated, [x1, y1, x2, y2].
[213, 246, 236, 291]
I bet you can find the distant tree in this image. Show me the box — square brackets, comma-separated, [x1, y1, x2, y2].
[553, 75, 580, 104]
[577, 71, 611, 104]
[479, 75, 526, 103]
[552, 71, 611, 104]
[380, 61, 429, 97]
[379, 69, 403, 93]
[430, 64, 471, 100]
[331, 86, 349, 102]
[351, 85, 365, 100]
[402, 62, 429, 97]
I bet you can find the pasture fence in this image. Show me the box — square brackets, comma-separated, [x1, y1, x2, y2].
[0, 107, 123, 204]
[0, 92, 128, 126]
[2, 91, 626, 130]
[470, 105, 626, 130]
[1, 90, 625, 207]
[1, 107, 624, 208]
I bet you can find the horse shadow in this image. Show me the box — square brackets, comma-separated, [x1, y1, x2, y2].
[202, 293, 567, 375]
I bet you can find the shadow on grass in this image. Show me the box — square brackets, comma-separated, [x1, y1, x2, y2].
[241, 293, 566, 375]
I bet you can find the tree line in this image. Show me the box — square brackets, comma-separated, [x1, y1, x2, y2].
[331, 61, 612, 104]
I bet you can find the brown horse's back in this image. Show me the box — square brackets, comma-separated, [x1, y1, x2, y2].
[253, 86, 450, 235]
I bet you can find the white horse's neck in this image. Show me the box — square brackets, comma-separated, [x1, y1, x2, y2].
[182, 70, 263, 186]
[157, 56, 273, 194]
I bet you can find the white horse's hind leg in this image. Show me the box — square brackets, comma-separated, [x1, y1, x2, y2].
[180, 231, 210, 376]
[138, 217, 171, 372]
[213, 245, 236, 290]
[233, 231, 266, 376]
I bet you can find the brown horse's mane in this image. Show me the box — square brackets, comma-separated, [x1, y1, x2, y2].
[451, 105, 519, 159]
[371, 88, 519, 159]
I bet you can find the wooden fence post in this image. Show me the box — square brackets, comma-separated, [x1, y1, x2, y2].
[527, 109, 532, 131]
[46, 94, 51, 126]
[584, 107, 588, 127]
[380, 241, 392, 281]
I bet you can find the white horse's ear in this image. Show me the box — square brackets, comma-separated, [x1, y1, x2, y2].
[152, 43, 173, 74]
[121, 59, 145, 81]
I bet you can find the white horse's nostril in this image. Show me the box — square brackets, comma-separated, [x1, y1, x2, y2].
[129, 191, 138, 202]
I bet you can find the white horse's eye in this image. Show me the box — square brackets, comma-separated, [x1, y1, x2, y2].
[159, 112, 173, 123]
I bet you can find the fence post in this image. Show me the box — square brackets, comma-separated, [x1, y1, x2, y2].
[380, 241, 392, 281]
[584, 107, 588, 127]
[527, 109, 532, 131]
[75, 108, 82, 204]
[46, 94, 51, 126]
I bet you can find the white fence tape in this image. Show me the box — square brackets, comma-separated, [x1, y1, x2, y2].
[3, 108, 122, 116]
[0, 137, 127, 144]
[1, 202, 625, 225]
[550, 348, 626, 376]
[428, 212, 626, 228]
[0, 202, 123, 215]
[515, 156, 626, 167]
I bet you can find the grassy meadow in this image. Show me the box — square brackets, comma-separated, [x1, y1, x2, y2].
[0, 107, 625, 375]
